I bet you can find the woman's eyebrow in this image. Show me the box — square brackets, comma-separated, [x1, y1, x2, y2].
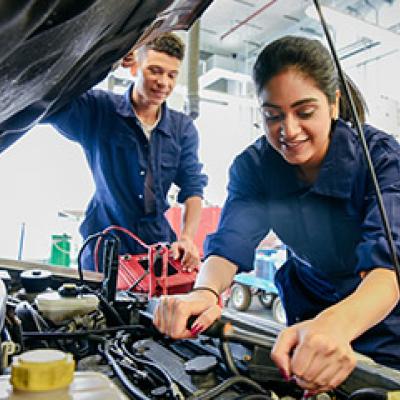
[261, 101, 280, 109]
[290, 98, 318, 107]
[261, 97, 318, 109]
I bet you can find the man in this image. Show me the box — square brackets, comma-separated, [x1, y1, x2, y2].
[46, 33, 207, 271]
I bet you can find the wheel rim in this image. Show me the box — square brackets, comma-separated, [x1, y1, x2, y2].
[232, 286, 244, 306]
[275, 300, 287, 324]
[261, 293, 273, 304]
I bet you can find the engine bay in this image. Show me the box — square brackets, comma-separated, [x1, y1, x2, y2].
[0, 263, 399, 399]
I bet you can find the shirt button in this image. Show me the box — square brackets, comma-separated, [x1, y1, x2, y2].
[138, 194, 143, 199]
[140, 170, 145, 176]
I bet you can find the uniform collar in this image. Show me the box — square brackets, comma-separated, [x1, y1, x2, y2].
[116, 84, 173, 137]
[265, 119, 358, 199]
[311, 119, 358, 199]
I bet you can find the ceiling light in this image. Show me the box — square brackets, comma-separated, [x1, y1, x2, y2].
[305, 4, 400, 50]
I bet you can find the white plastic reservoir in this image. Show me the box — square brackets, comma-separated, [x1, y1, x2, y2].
[0, 371, 128, 399]
[0, 349, 127, 399]
[35, 290, 99, 323]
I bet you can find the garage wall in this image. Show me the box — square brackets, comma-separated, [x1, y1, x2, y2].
[347, 50, 400, 136]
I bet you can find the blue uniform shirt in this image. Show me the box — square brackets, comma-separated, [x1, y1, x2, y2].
[46, 86, 207, 269]
[205, 119, 400, 368]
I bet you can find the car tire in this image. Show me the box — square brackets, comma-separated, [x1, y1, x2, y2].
[258, 291, 275, 308]
[272, 296, 287, 325]
[231, 283, 251, 311]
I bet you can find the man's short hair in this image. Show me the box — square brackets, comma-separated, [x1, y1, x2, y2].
[139, 32, 185, 61]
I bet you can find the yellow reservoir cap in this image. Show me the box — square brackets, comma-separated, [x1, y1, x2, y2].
[11, 349, 75, 392]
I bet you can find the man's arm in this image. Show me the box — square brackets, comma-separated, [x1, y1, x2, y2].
[181, 195, 202, 241]
[171, 195, 202, 269]
[170, 115, 207, 269]
[174, 117, 207, 205]
[1, 91, 99, 154]
[44, 90, 103, 144]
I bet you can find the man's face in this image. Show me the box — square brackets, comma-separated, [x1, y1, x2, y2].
[134, 49, 181, 107]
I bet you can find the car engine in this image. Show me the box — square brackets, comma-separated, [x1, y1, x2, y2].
[0, 265, 400, 400]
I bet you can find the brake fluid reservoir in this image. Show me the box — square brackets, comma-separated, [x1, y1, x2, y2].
[35, 290, 99, 323]
[0, 349, 127, 400]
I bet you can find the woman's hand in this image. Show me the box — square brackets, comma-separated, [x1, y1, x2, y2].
[153, 290, 222, 339]
[271, 316, 357, 394]
[271, 269, 399, 394]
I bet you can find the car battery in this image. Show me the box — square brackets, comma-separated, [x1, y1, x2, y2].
[117, 245, 198, 297]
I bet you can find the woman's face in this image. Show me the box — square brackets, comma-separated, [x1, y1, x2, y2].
[259, 68, 339, 173]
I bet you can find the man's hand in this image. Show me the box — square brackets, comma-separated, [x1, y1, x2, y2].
[271, 316, 357, 394]
[170, 236, 200, 271]
[121, 49, 137, 68]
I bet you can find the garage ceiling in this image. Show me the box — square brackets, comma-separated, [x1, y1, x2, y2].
[186, 0, 399, 98]
[198, 0, 400, 64]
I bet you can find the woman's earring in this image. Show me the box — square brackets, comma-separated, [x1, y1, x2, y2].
[331, 103, 339, 120]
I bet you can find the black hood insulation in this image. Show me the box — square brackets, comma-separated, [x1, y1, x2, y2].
[0, 0, 213, 152]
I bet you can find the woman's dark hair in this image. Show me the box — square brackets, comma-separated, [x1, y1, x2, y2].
[252, 35, 367, 124]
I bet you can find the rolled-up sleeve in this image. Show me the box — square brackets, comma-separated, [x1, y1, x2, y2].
[175, 117, 208, 203]
[356, 135, 400, 274]
[204, 151, 270, 272]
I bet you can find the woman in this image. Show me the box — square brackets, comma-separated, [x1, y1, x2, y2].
[153, 36, 400, 393]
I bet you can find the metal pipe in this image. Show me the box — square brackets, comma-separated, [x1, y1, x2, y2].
[365, 0, 379, 25]
[185, 19, 200, 120]
[17, 222, 25, 261]
[220, 0, 278, 41]
[223, 322, 275, 348]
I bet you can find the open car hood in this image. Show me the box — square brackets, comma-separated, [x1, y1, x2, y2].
[0, 0, 213, 152]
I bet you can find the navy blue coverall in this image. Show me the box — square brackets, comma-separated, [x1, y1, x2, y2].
[47, 85, 207, 270]
[205, 119, 400, 369]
